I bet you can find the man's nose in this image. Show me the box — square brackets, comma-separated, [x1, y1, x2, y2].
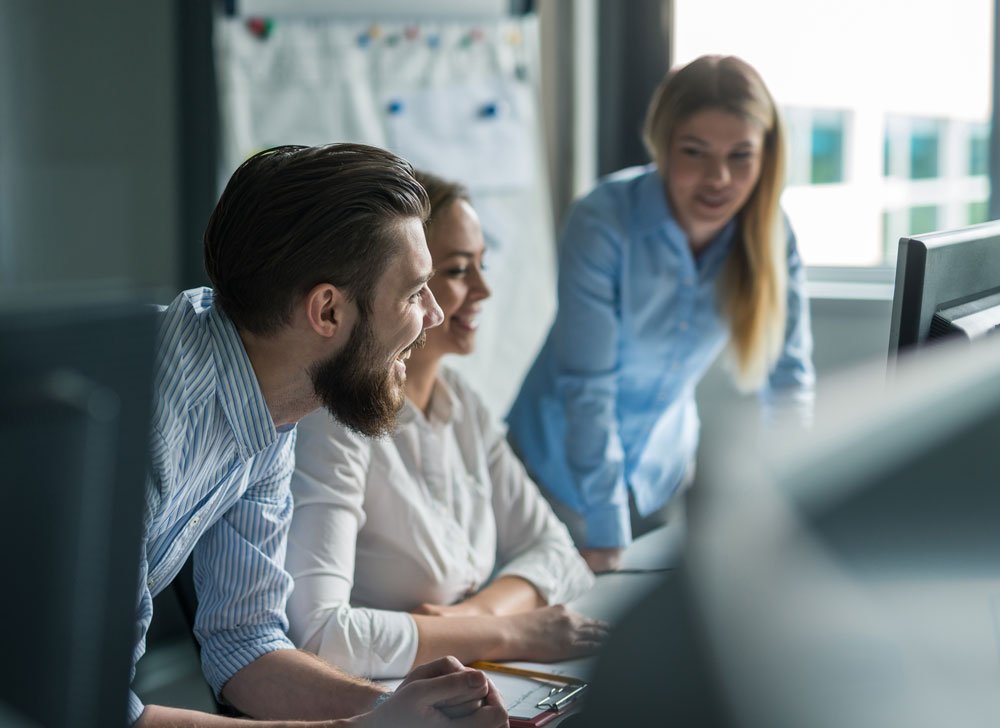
[424, 289, 444, 329]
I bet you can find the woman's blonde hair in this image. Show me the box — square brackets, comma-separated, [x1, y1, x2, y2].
[643, 54, 787, 391]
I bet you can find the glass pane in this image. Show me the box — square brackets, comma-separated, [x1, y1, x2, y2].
[970, 124, 989, 176]
[908, 205, 939, 236]
[968, 199, 989, 223]
[909, 121, 941, 179]
[674, 0, 993, 267]
[811, 113, 845, 184]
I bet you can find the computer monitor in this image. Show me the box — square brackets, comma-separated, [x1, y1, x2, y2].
[0, 297, 158, 728]
[575, 333, 1000, 727]
[888, 219, 1000, 359]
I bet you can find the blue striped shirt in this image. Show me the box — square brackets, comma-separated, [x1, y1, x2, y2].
[128, 288, 296, 723]
[507, 165, 814, 550]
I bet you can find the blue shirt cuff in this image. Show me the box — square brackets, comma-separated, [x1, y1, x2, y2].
[583, 504, 632, 549]
[200, 626, 296, 699]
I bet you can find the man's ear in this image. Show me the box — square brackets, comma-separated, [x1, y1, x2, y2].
[303, 283, 345, 338]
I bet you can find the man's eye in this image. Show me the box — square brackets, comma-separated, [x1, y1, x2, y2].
[446, 267, 470, 278]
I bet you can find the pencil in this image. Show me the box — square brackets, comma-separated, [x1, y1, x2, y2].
[469, 660, 586, 686]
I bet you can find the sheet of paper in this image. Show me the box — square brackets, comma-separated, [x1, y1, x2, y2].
[379, 669, 583, 719]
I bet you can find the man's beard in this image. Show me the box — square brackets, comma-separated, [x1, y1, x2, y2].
[310, 313, 424, 438]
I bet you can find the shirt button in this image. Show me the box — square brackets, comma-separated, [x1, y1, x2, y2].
[678, 321, 688, 331]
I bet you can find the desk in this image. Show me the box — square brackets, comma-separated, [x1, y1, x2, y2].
[380, 524, 682, 725]
[494, 524, 682, 725]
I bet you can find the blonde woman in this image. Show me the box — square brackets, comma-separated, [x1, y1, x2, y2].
[285, 171, 602, 680]
[507, 54, 815, 572]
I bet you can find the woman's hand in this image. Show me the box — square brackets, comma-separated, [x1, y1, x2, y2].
[504, 605, 609, 662]
[580, 547, 624, 573]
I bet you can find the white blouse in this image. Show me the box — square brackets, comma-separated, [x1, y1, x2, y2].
[285, 366, 594, 678]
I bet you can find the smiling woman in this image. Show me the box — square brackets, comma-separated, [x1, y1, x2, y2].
[284, 170, 601, 680]
[506, 54, 817, 573]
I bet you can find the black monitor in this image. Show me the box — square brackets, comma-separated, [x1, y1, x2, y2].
[576, 333, 1000, 727]
[0, 297, 158, 728]
[888, 219, 1000, 359]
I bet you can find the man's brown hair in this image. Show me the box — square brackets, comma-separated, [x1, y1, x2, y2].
[204, 143, 430, 334]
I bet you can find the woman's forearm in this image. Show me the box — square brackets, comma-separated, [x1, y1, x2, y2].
[410, 607, 609, 668]
[410, 614, 515, 667]
[456, 576, 545, 616]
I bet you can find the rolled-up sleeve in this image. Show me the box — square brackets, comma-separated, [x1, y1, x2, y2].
[552, 202, 630, 548]
[191, 432, 297, 698]
[128, 463, 163, 725]
[127, 540, 152, 724]
[286, 413, 419, 679]
[761, 221, 816, 425]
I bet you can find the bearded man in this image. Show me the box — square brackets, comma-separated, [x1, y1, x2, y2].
[132, 143, 506, 728]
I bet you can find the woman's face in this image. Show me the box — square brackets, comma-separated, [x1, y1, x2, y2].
[423, 198, 491, 358]
[663, 108, 766, 247]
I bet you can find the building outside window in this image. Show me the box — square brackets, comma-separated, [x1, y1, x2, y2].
[673, 0, 993, 268]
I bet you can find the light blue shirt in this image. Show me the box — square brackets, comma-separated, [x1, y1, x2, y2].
[128, 288, 296, 723]
[506, 166, 814, 550]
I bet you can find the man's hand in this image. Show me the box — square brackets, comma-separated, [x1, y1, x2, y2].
[581, 547, 624, 573]
[363, 657, 506, 727]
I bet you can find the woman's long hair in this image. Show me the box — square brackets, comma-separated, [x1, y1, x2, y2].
[643, 55, 787, 391]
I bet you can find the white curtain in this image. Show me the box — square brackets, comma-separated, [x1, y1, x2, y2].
[215, 14, 555, 417]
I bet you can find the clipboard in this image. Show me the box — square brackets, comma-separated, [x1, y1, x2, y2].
[470, 661, 588, 727]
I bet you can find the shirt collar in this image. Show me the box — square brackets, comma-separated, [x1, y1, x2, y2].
[201, 292, 278, 460]
[635, 165, 738, 268]
[398, 370, 463, 427]
[634, 165, 674, 235]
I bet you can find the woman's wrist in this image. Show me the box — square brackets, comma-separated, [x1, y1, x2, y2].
[491, 613, 525, 660]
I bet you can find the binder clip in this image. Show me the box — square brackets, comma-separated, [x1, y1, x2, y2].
[535, 683, 587, 712]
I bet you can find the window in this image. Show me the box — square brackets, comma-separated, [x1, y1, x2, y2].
[810, 111, 846, 184]
[969, 199, 989, 224]
[908, 204, 939, 235]
[882, 205, 941, 264]
[909, 120, 942, 179]
[673, 0, 993, 268]
[969, 122, 989, 175]
[784, 107, 849, 186]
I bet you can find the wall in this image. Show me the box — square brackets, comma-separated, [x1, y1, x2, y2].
[0, 0, 180, 297]
[697, 295, 894, 440]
